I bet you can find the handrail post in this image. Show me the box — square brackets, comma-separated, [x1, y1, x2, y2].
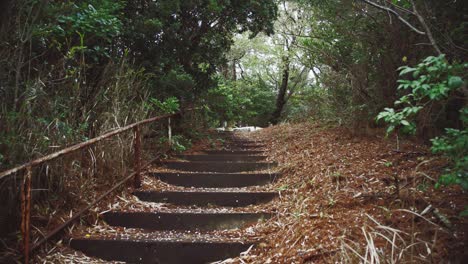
[0, 111, 194, 256]
[21, 166, 32, 264]
[133, 126, 141, 188]
[168, 117, 172, 147]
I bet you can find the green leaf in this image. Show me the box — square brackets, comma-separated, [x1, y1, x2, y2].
[400, 120, 410, 126]
[460, 208, 468, 217]
[448, 76, 463, 89]
[399, 66, 416, 76]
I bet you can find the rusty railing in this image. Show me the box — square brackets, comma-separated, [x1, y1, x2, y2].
[0, 111, 185, 263]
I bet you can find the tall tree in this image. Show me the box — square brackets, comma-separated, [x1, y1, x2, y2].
[225, 2, 312, 125]
[268, 1, 310, 124]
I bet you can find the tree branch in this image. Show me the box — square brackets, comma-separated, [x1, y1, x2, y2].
[409, 0, 442, 55]
[359, 0, 426, 35]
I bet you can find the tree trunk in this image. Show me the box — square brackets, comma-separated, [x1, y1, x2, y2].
[221, 63, 229, 79]
[231, 60, 237, 81]
[270, 55, 290, 124]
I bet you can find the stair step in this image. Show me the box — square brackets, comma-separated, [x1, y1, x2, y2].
[229, 139, 263, 142]
[203, 150, 265, 155]
[224, 144, 266, 148]
[134, 191, 277, 207]
[70, 237, 254, 264]
[229, 141, 264, 146]
[152, 172, 279, 188]
[103, 212, 271, 231]
[219, 146, 266, 151]
[162, 161, 276, 172]
[177, 154, 267, 162]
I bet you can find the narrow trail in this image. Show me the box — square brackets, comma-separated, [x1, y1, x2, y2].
[68, 132, 279, 263]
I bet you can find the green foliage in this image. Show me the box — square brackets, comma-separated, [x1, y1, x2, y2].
[159, 134, 191, 153]
[431, 108, 468, 189]
[121, 0, 277, 95]
[292, 0, 401, 125]
[148, 97, 180, 114]
[376, 107, 419, 135]
[291, 0, 467, 131]
[377, 55, 466, 136]
[54, 1, 123, 40]
[391, 0, 411, 9]
[1, 0, 278, 169]
[206, 79, 252, 125]
[205, 78, 275, 127]
[155, 67, 195, 99]
[171, 135, 191, 153]
[377, 55, 467, 189]
[397, 55, 465, 100]
[36, 0, 124, 60]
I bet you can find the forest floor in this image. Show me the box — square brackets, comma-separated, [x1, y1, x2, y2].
[230, 121, 467, 263]
[29, 121, 467, 263]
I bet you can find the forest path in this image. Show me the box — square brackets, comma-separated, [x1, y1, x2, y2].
[67, 132, 279, 263]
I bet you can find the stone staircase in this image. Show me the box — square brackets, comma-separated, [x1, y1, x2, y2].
[69, 132, 279, 263]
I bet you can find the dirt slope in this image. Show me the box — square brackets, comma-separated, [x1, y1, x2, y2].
[235, 122, 467, 263]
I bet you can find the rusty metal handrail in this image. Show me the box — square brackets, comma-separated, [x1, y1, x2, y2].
[30, 154, 163, 253]
[0, 112, 178, 180]
[0, 110, 189, 264]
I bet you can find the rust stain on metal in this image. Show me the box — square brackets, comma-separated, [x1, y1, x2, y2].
[30, 155, 163, 253]
[0, 109, 196, 257]
[0, 112, 183, 180]
[133, 126, 142, 188]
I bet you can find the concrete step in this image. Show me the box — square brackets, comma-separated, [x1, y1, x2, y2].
[228, 141, 264, 146]
[70, 236, 254, 264]
[223, 144, 266, 149]
[151, 172, 279, 188]
[133, 191, 277, 207]
[161, 161, 276, 172]
[229, 139, 263, 143]
[222, 141, 265, 146]
[203, 150, 265, 155]
[103, 212, 271, 231]
[176, 154, 267, 162]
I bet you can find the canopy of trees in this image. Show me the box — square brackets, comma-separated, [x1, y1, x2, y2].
[0, 0, 277, 169]
[207, 0, 466, 188]
[1, 0, 466, 185]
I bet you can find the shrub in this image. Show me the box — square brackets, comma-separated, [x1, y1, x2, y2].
[377, 55, 467, 189]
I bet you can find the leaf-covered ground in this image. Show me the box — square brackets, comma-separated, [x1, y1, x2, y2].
[232, 122, 467, 263]
[32, 122, 467, 263]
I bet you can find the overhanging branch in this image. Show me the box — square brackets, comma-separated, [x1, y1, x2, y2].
[359, 0, 426, 35]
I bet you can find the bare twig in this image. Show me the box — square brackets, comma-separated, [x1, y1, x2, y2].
[359, 0, 426, 35]
[408, 0, 442, 55]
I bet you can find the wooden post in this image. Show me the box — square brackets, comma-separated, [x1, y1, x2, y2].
[21, 166, 32, 264]
[168, 117, 172, 147]
[133, 126, 141, 188]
